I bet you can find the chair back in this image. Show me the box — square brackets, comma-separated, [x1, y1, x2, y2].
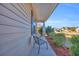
[33, 35, 39, 43]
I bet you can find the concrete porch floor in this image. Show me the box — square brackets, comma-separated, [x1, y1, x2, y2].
[29, 36, 56, 56]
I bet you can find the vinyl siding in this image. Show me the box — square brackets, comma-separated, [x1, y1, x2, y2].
[0, 3, 31, 56]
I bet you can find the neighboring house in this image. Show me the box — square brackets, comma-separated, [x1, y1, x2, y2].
[54, 28, 61, 32]
[76, 28, 79, 32]
[0, 3, 57, 55]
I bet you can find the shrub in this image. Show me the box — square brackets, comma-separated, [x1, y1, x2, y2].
[49, 32, 55, 38]
[38, 27, 42, 35]
[49, 32, 65, 47]
[53, 33, 65, 47]
[70, 35, 79, 56]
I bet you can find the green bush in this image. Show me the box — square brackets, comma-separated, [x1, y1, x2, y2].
[53, 33, 65, 47]
[49, 32, 65, 47]
[70, 35, 79, 56]
[49, 32, 55, 38]
[38, 27, 42, 35]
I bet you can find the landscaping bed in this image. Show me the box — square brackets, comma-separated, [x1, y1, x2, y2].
[46, 36, 70, 56]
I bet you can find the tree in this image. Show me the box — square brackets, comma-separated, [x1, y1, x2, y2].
[46, 26, 53, 35]
[71, 27, 76, 32]
[63, 27, 66, 30]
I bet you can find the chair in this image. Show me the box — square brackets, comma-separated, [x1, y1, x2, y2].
[33, 35, 48, 54]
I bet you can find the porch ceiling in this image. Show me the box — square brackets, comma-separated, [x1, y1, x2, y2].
[31, 3, 58, 22]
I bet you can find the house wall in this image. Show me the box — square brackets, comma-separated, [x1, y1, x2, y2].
[0, 3, 32, 56]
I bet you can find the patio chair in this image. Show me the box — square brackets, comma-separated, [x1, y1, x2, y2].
[33, 35, 48, 54]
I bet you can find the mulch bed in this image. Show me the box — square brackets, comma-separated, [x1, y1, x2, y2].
[46, 36, 71, 56]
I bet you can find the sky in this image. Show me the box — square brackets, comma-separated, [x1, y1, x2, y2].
[45, 3, 79, 28]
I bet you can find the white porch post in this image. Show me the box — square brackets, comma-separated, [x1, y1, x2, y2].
[42, 21, 46, 36]
[35, 22, 37, 35]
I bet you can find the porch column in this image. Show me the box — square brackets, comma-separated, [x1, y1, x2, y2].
[42, 21, 46, 36]
[35, 22, 37, 35]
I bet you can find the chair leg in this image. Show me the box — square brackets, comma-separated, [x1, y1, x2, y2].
[38, 45, 40, 55]
[46, 42, 48, 49]
[33, 42, 35, 48]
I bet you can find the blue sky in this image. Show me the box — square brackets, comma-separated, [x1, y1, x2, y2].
[45, 3, 79, 28]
